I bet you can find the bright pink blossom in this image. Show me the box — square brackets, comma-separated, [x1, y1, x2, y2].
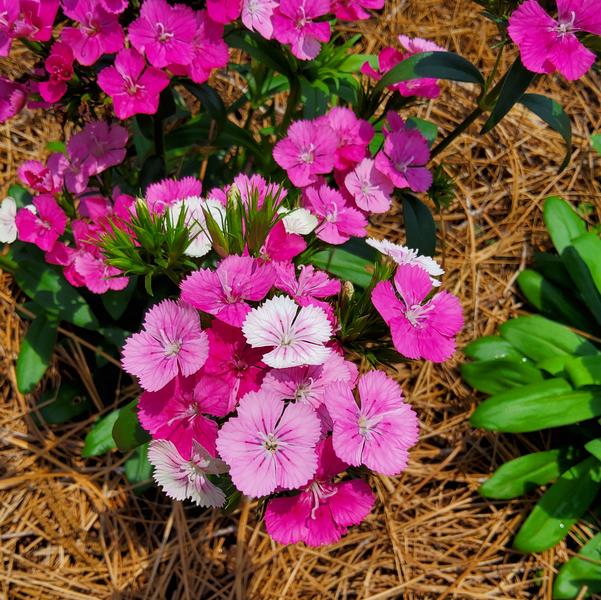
[272, 0, 331, 60]
[100, 0, 128, 14]
[97, 48, 170, 119]
[264, 437, 375, 546]
[304, 184, 368, 245]
[344, 158, 394, 214]
[333, 0, 384, 20]
[216, 389, 321, 497]
[371, 264, 463, 362]
[274, 262, 341, 307]
[261, 221, 307, 262]
[15, 195, 67, 251]
[273, 120, 337, 187]
[508, 0, 601, 80]
[73, 251, 129, 294]
[0, 77, 27, 123]
[121, 300, 209, 392]
[145, 176, 202, 214]
[207, 0, 242, 23]
[242, 0, 277, 38]
[18, 159, 62, 194]
[39, 42, 74, 103]
[0, 1, 18, 56]
[12, 0, 59, 42]
[326, 370, 419, 475]
[180, 256, 276, 327]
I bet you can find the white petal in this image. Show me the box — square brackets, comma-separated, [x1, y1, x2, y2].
[0, 197, 17, 244]
[280, 207, 318, 235]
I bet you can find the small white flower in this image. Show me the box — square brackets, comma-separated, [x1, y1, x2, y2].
[0, 197, 17, 244]
[279, 207, 318, 235]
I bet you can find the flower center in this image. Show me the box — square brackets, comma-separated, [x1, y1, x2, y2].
[307, 481, 337, 519]
[0, 11, 9, 27]
[325, 201, 339, 223]
[123, 75, 143, 97]
[395, 155, 414, 173]
[554, 11, 577, 36]
[156, 22, 174, 43]
[81, 12, 99, 36]
[299, 143, 315, 164]
[404, 302, 434, 328]
[262, 433, 280, 453]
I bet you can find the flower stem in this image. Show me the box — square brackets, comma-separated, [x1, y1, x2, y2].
[430, 106, 483, 158]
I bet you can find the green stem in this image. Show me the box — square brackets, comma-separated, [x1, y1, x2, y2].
[430, 106, 484, 158]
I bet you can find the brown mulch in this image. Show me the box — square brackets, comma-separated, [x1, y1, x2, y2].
[1, 0, 601, 598]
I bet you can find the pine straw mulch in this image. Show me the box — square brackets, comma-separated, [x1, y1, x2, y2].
[1, 0, 601, 597]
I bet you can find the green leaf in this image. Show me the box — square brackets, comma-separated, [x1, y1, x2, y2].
[499, 316, 598, 362]
[101, 277, 137, 321]
[464, 336, 526, 362]
[406, 117, 438, 146]
[481, 57, 536, 134]
[309, 240, 376, 288]
[519, 93, 572, 171]
[461, 358, 544, 394]
[36, 381, 90, 425]
[374, 51, 484, 95]
[112, 399, 150, 452]
[82, 408, 122, 457]
[543, 196, 587, 254]
[513, 456, 601, 553]
[553, 533, 601, 599]
[16, 313, 57, 393]
[7, 184, 32, 207]
[537, 355, 571, 377]
[124, 443, 153, 493]
[181, 81, 227, 124]
[534, 252, 574, 291]
[585, 439, 601, 462]
[46, 140, 66, 154]
[402, 195, 436, 257]
[479, 448, 580, 500]
[470, 379, 601, 433]
[566, 355, 601, 388]
[592, 134, 601, 156]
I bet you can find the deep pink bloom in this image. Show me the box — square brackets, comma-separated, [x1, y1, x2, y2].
[128, 0, 196, 68]
[261, 221, 307, 262]
[264, 437, 375, 546]
[216, 389, 321, 497]
[15, 195, 67, 251]
[361, 47, 403, 83]
[304, 184, 368, 245]
[273, 120, 337, 187]
[242, 0, 277, 38]
[145, 176, 202, 214]
[371, 264, 463, 362]
[0, 0, 18, 56]
[375, 130, 432, 192]
[272, 0, 331, 60]
[333, 0, 384, 20]
[344, 158, 394, 214]
[97, 48, 170, 119]
[12, 0, 59, 42]
[508, 0, 601, 80]
[180, 256, 276, 327]
[0, 77, 27, 123]
[326, 370, 419, 475]
[122, 300, 209, 392]
[18, 159, 61, 194]
[38, 41, 74, 103]
[207, 0, 242, 23]
[274, 262, 341, 307]
[100, 0, 128, 13]
[60, 0, 125, 66]
[73, 251, 129, 294]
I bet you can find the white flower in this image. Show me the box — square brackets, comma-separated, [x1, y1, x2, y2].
[242, 295, 332, 369]
[366, 237, 444, 286]
[0, 197, 17, 244]
[279, 207, 318, 235]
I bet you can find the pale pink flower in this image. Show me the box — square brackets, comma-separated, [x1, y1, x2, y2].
[145, 176, 202, 214]
[15, 195, 67, 251]
[344, 158, 394, 214]
[371, 264, 463, 362]
[242, 0, 277, 38]
[333, 0, 384, 20]
[264, 437, 375, 546]
[121, 300, 209, 392]
[0, 196, 17, 243]
[0, 77, 27, 123]
[73, 251, 129, 294]
[272, 0, 331, 60]
[207, 0, 242, 23]
[148, 439, 227, 507]
[180, 256, 276, 327]
[216, 390, 321, 497]
[242, 295, 332, 368]
[304, 184, 368, 245]
[508, 0, 601, 80]
[273, 120, 337, 187]
[274, 262, 341, 306]
[366, 238, 444, 285]
[326, 370, 419, 475]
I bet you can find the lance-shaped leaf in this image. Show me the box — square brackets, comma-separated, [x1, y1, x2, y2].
[402, 194, 436, 257]
[566, 355, 601, 388]
[82, 408, 122, 457]
[112, 399, 150, 452]
[464, 336, 526, 362]
[543, 196, 587, 254]
[553, 533, 601, 599]
[461, 358, 544, 395]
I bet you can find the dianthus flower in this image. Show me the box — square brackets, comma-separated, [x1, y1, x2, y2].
[15, 195, 67, 251]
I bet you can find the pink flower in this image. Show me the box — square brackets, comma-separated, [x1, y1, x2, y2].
[145, 176, 202, 214]
[508, 0, 601, 80]
[261, 221, 307, 262]
[100, 0, 128, 14]
[138, 374, 219, 458]
[38, 41, 74, 103]
[18, 159, 62, 194]
[60, 0, 125, 66]
[15, 195, 67, 251]
[121, 300, 209, 392]
[371, 264, 463, 362]
[216, 389, 321, 497]
[148, 439, 227, 507]
[180, 256, 276, 327]
[242, 0, 277, 38]
[375, 130, 432, 193]
[264, 437, 375, 546]
[128, 0, 196, 68]
[12, 0, 59, 42]
[73, 251, 129, 294]
[333, 0, 384, 20]
[326, 370, 419, 475]
[0, 77, 27, 123]
[207, 0, 242, 23]
[97, 48, 170, 119]
[344, 158, 394, 214]
[272, 0, 331, 60]
[0, 1, 18, 56]
[274, 262, 341, 306]
[304, 184, 367, 245]
[242, 295, 332, 368]
[273, 120, 337, 188]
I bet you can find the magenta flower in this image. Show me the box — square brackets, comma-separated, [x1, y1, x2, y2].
[375, 130, 432, 193]
[242, 295, 332, 369]
[11, 0, 58, 42]
[508, 0, 601, 80]
[272, 0, 331, 60]
[326, 371, 419, 475]
[207, 0, 242, 24]
[0, 77, 27, 123]
[333, 0, 384, 20]
[38, 42, 74, 104]
[100, 0, 128, 14]
[73, 251, 129, 294]
[274, 262, 341, 308]
[264, 437, 375, 546]
[180, 256, 276, 327]
[121, 300, 209, 392]
[371, 264, 463, 362]
[216, 390, 321, 497]
[148, 439, 227, 508]
[273, 120, 337, 187]
[128, 0, 196, 68]
[60, 0, 125, 66]
[344, 158, 394, 214]
[97, 48, 170, 119]
[0, 0, 18, 56]
[304, 184, 368, 245]
[145, 176, 202, 214]
[242, 0, 277, 39]
[15, 195, 67, 251]
[18, 159, 62, 194]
